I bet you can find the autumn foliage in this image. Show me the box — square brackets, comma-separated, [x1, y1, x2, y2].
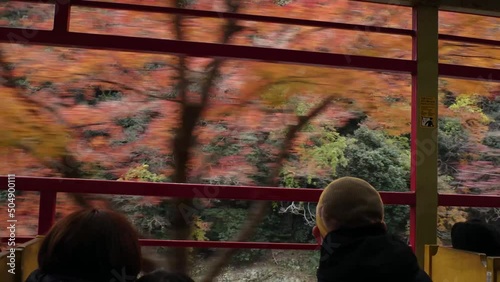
[0, 0, 499, 279]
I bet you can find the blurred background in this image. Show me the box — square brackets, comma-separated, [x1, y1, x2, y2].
[0, 1, 498, 280]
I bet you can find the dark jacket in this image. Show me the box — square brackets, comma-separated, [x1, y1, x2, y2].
[451, 219, 500, 256]
[25, 269, 97, 282]
[317, 223, 432, 282]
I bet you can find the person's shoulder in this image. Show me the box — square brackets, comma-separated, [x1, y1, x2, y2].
[386, 233, 409, 244]
[383, 234, 413, 251]
[382, 237, 432, 282]
[414, 269, 432, 282]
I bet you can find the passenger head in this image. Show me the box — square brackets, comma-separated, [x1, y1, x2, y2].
[316, 177, 384, 236]
[38, 208, 141, 282]
[451, 219, 500, 256]
[137, 270, 194, 282]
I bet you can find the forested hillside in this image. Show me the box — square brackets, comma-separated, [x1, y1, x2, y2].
[0, 0, 498, 281]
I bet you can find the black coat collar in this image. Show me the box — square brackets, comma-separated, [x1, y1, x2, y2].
[322, 222, 387, 250]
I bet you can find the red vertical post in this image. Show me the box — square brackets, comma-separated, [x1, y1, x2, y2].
[409, 6, 418, 253]
[38, 190, 57, 235]
[53, 0, 71, 33]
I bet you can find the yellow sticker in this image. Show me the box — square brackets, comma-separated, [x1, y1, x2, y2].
[420, 96, 436, 128]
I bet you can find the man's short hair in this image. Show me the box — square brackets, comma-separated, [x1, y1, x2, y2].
[320, 177, 384, 228]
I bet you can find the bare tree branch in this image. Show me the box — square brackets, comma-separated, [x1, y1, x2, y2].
[166, 0, 244, 274]
[201, 96, 334, 282]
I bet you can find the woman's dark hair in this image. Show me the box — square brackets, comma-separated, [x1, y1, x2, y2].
[38, 208, 142, 282]
[137, 270, 194, 282]
[451, 219, 500, 256]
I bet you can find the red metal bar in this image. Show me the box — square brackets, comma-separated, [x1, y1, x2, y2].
[0, 176, 416, 205]
[73, 1, 414, 36]
[11, 0, 414, 36]
[18, 0, 500, 48]
[14, 0, 500, 49]
[439, 63, 500, 81]
[0, 28, 416, 74]
[439, 34, 500, 47]
[14, 0, 500, 48]
[0, 237, 413, 250]
[438, 194, 500, 208]
[139, 239, 319, 250]
[2, 28, 498, 81]
[0, 236, 318, 250]
[0, 236, 32, 244]
[37, 190, 57, 235]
